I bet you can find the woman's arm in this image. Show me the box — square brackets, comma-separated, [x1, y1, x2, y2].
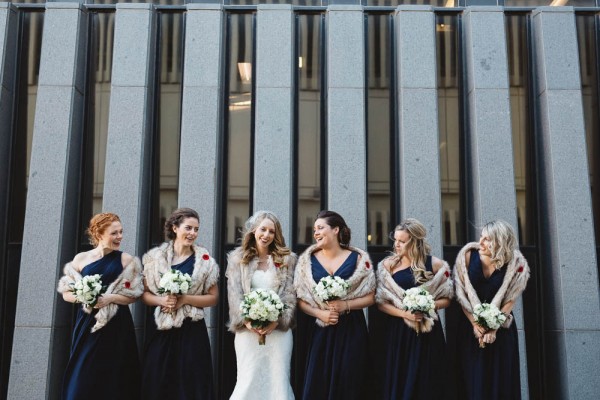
[298, 299, 338, 325]
[328, 292, 375, 314]
[175, 284, 219, 309]
[95, 293, 137, 308]
[141, 280, 176, 309]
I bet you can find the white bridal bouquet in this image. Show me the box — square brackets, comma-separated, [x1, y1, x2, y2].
[240, 289, 286, 345]
[70, 274, 105, 309]
[313, 276, 350, 302]
[473, 303, 507, 348]
[158, 269, 192, 295]
[401, 287, 436, 334]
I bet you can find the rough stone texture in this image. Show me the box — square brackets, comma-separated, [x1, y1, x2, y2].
[178, 5, 223, 351]
[254, 5, 293, 240]
[533, 7, 600, 399]
[8, 4, 87, 399]
[463, 8, 528, 398]
[395, 8, 442, 257]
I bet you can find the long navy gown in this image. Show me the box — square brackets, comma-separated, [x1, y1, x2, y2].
[382, 256, 447, 400]
[457, 250, 521, 400]
[302, 251, 369, 400]
[62, 250, 140, 400]
[141, 255, 215, 400]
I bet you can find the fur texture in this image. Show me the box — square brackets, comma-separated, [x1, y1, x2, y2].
[375, 257, 454, 333]
[57, 256, 144, 333]
[143, 241, 220, 330]
[294, 244, 376, 327]
[225, 248, 297, 333]
[453, 242, 530, 328]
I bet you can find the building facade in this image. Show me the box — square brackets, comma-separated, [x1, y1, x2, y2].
[0, 0, 599, 398]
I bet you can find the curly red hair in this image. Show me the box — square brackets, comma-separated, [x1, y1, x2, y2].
[86, 213, 121, 246]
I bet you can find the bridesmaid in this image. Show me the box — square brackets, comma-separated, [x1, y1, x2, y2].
[141, 208, 219, 399]
[375, 219, 453, 399]
[454, 220, 530, 399]
[294, 210, 376, 400]
[57, 212, 143, 400]
[226, 210, 297, 399]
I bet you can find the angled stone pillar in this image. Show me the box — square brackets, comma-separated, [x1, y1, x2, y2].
[177, 3, 223, 350]
[395, 6, 442, 256]
[8, 3, 88, 399]
[532, 7, 600, 399]
[326, 5, 367, 248]
[463, 7, 528, 398]
[102, 3, 156, 343]
[253, 4, 294, 241]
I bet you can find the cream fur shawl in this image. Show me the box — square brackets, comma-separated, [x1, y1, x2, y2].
[143, 241, 220, 330]
[226, 248, 297, 333]
[294, 244, 376, 327]
[57, 256, 143, 333]
[375, 257, 454, 333]
[453, 242, 530, 328]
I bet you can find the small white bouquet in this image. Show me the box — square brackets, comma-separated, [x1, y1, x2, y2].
[473, 303, 507, 348]
[70, 274, 105, 309]
[402, 287, 436, 334]
[240, 289, 285, 345]
[158, 269, 192, 295]
[313, 276, 350, 302]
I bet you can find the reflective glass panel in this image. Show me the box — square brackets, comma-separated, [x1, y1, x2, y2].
[367, 0, 464, 6]
[228, 0, 324, 5]
[505, 0, 596, 6]
[92, 0, 186, 5]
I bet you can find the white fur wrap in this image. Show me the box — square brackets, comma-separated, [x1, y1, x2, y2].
[294, 244, 376, 327]
[453, 242, 530, 328]
[375, 257, 454, 333]
[143, 241, 220, 330]
[57, 256, 144, 333]
[225, 248, 297, 333]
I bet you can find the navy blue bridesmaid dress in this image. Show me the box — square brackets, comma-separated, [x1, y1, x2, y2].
[382, 256, 447, 400]
[62, 250, 141, 400]
[302, 251, 369, 400]
[141, 255, 215, 400]
[457, 250, 521, 400]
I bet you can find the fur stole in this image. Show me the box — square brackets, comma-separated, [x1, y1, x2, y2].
[294, 244, 376, 327]
[453, 242, 530, 328]
[225, 247, 297, 333]
[57, 256, 144, 333]
[375, 257, 453, 333]
[143, 241, 220, 330]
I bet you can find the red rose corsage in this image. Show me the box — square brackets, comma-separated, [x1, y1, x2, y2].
[365, 261, 371, 269]
[444, 271, 450, 278]
[274, 262, 282, 269]
[517, 265, 524, 273]
[202, 254, 210, 261]
[124, 281, 131, 289]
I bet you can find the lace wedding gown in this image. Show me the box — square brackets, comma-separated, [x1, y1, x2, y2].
[230, 265, 295, 400]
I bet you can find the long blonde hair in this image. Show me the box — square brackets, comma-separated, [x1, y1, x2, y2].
[389, 218, 433, 285]
[481, 220, 516, 269]
[240, 211, 291, 265]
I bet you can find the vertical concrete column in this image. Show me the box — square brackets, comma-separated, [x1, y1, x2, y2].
[103, 3, 156, 342]
[178, 3, 223, 350]
[532, 7, 600, 399]
[463, 7, 528, 398]
[395, 6, 442, 256]
[327, 5, 367, 248]
[253, 4, 294, 241]
[8, 3, 88, 399]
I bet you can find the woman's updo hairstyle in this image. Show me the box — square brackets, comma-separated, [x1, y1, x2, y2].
[87, 213, 121, 246]
[164, 208, 200, 241]
[316, 210, 351, 248]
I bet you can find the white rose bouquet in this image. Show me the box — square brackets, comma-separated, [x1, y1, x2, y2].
[70, 274, 105, 310]
[401, 287, 436, 335]
[313, 276, 350, 302]
[240, 289, 286, 345]
[473, 303, 507, 348]
[157, 269, 192, 295]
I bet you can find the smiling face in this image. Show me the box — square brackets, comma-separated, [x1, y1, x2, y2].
[97, 221, 123, 251]
[253, 218, 276, 252]
[173, 217, 199, 247]
[313, 218, 339, 249]
[393, 229, 411, 258]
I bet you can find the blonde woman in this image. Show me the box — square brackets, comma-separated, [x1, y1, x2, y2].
[454, 220, 530, 399]
[226, 211, 297, 399]
[376, 219, 453, 399]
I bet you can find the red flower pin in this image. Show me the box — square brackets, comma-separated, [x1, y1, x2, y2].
[202, 254, 210, 261]
[444, 271, 450, 278]
[274, 262, 282, 269]
[124, 281, 131, 289]
[517, 265, 524, 273]
[365, 261, 371, 269]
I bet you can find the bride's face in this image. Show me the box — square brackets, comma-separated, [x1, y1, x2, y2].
[254, 218, 276, 251]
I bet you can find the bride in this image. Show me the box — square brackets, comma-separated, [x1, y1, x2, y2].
[226, 210, 297, 399]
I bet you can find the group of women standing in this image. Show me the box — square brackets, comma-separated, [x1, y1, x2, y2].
[57, 207, 530, 400]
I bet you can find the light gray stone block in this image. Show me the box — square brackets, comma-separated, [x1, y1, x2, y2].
[327, 6, 364, 89]
[256, 5, 293, 89]
[8, 327, 52, 398]
[564, 330, 600, 399]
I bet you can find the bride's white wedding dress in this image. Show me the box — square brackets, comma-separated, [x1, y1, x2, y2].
[230, 265, 295, 400]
